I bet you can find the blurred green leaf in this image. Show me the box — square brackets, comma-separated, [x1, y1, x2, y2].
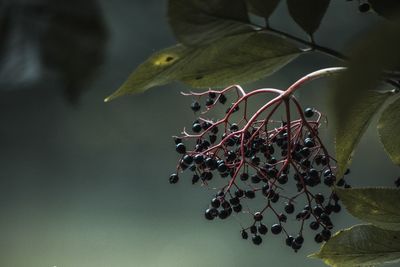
[378, 97, 400, 166]
[337, 187, 400, 231]
[167, 0, 253, 46]
[286, 0, 330, 37]
[310, 224, 400, 267]
[246, 0, 281, 19]
[334, 91, 393, 178]
[369, 0, 400, 19]
[331, 21, 400, 101]
[105, 32, 301, 102]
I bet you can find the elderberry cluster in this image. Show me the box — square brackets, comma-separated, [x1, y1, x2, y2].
[169, 86, 351, 252]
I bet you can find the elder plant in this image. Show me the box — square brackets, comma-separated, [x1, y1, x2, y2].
[169, 68, 350, 250]
[107, 0, 400, 266]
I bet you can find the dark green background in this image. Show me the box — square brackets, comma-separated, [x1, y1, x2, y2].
[0, 1, 397, 266]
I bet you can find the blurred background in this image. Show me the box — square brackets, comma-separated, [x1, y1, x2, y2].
[0, 1, 398, 266]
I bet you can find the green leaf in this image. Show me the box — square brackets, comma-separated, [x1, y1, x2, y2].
[336, 187, 400, 231]
[105, 32, 301, 102]
[378, 97, 400, 166]
[246, 0, 281, 19]
[369, 0, 400, 19]
[334, 91, 393, 178]
[310, 224, 400, 267]
[167, 0, 253, 46]
[286, 0, 330, 36]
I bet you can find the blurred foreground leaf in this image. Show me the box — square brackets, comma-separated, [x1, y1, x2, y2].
[337, 187, 400, 231]
[334, 91, 393, 178]
[310, 224, 400, 267]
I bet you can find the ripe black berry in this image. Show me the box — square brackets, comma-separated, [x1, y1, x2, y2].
[252, 235, 262, 245]
[219, 209, 230, 219]
[250, 225, 257, 234]
[205, 98, 214, 106]
[192, 123, 202, 133]
[217, 163, 228, 173]
[211, 198, 220, 208]
[208, 92, 216, 99]
[175, 143, 186, 154]
[286, 236, 294, 246]
[235, 189, 244, 198]
[245, 190, 256, 199]
[291, 241, 301, 251]
[183, 155, 193, 165]
[230, 123, 239, 132]
[254, 212, 263, 221]
[219, 94, 227, 104]
[310, 221, 320, 230]
[194, 154, 204, 164]
[205, 208, 218, 220]
[258, 224, 268, 235]
[295, 235, 304, 245]
[304, 108, 314, 118]
[314, 233, 324, 243]
[221, 201, 230, 209]
[251, 174, 261, 184]
[271, 224, 282, 235]
[233, 204, 243, 213]
[304, 138, 315, 148]
[191, 101, 201, 112]
[285, 203, 295, 214]
[240, 173, 249, 181]
[229, 197, 240, 206]
[321, 229, 331, 241]
[278, 213, 287, 222]
[169, 173, 179, 184]
[278, 174, 288, 184]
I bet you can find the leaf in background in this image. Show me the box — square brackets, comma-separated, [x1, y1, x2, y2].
[337, 187, 400, 231]
[105, 32, 301, 101]
[310, 224, 400, 267]
[0, 0, 108, 104]
[246, 0, 281, 20]
[378, 97, 400, 165]
[369, 0, 400, 19]
[286, 0, 330, 37]
[167, 0, 253, 46]
[334, 91, 393, 178]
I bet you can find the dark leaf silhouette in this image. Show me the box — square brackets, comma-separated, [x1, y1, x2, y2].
[287, 0, 330, 37]
[246, 0, 281, 20]
[167, 0, 253, 46]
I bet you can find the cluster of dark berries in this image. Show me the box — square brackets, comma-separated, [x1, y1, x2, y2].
[169, 86, 351, 252]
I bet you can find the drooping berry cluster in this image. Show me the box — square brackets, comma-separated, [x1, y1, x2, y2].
[169, 85, 351, 252]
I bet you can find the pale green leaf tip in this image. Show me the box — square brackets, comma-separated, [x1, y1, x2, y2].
[104, 89, 123, 103]
[104, 94, 117, 103]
